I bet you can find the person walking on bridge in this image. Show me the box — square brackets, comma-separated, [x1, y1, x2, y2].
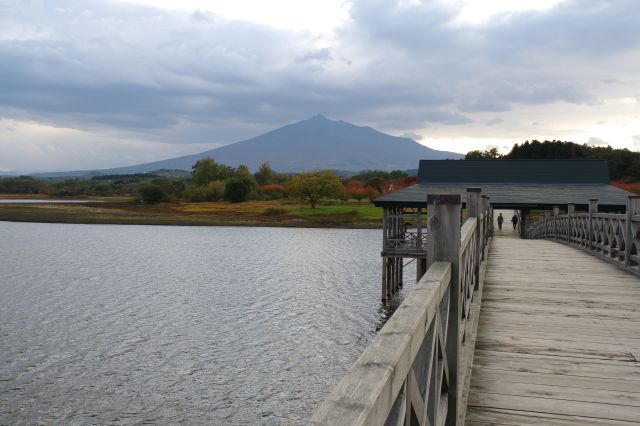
[497, 213, 504, 230]
[511, 213, 518, 230]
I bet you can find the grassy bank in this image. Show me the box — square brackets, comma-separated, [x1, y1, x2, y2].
[0, 198, 383, 228]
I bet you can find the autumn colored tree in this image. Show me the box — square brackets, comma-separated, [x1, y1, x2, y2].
[346, 186, 369, 204]
[287, 171, 345, 208]
[367, 187, 381, 202]
[367, 176, 386, 193]
[258, 183, 286, 200]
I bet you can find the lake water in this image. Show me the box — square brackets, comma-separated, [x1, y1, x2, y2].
[0, 222, 415, 424]
[0, 199, 99, 203]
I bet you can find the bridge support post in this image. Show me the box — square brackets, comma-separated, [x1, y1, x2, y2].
[467, 188, 482, 290]
[588, 199, 598, 251]
[624, 196, 640, 266]
[426, 194, 461, 426]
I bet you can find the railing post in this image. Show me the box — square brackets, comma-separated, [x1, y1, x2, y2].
[481, 195, 489, 244]
[486, 197, 493, 236]
[553, 206, 559, 239]
[467, 188, 482, 290]
[426, 194, 461, 426]
[588, 199, 598, 251]
[624, 196, 640, 266]
[568, 203, 575, 241]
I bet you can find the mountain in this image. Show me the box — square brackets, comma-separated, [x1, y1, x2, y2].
[34, 115, 463, 177]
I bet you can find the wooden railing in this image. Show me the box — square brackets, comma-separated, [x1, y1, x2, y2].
[385, 231, 429, 252]
[528, 196, 640, 275]
[311, 190, 491, 425]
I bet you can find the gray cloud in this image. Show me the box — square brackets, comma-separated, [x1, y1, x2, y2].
[587, 137, 609, 146]
[401, 132, 423, 141]
[486, 118, 504, 126]
[1, 0, 640, 169]
[297, 48, 333, 63]
[633, 135, 640, 145]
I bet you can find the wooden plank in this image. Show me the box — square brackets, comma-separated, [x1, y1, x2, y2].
[466, 407, 638, 426]
[464, 235, 640, 425]
[470, 368, 640, 393]
[467, 393, 640, 422]
[470, 379, 640, 407]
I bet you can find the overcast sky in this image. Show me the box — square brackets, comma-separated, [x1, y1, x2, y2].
[1, 0, 639, 171]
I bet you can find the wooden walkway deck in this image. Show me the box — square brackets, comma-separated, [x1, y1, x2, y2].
[465, 232, 640, 425]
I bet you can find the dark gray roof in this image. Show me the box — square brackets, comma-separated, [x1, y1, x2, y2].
[417, 159, 610, 184]
[374, 183, 632, 210]
[375, 160, 632, 210]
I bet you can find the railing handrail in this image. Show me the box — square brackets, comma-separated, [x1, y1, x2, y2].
[312, 191, 491, 426]
[310, 262, 452, 425]
[528, 196, 640, 276]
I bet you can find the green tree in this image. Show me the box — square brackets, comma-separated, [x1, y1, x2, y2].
[188, 180, 225, 201]
[171, 179, 186, 200]
[224, 177, 252, 202]
[139, 184, 170, 203]
[234, 164, 257, 189]
[287, 171, 345, 208]
[465, 147, 501, 160]
[254, 161, 276, 185]
[191, 157, 232, 186]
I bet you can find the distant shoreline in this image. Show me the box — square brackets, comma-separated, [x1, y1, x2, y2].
[0, 197, 383, 229]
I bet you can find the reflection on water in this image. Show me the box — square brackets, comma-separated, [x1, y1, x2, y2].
[0, 222, 415, 424]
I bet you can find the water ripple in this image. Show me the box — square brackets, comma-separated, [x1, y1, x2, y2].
[0, 222, 415, 424]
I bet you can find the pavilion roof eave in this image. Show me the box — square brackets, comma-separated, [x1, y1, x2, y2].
[373, 182, 633, 210]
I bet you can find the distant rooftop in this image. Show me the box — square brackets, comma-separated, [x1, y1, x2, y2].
[375, 159, 632, 210]
[417, 159, 610, 184]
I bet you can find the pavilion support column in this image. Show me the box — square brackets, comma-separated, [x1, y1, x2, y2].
[588, 199, 598, 251]
[381, 257, 388, 301]
[520, 208, 530, 239]
[426, 194, 461, 426]
[466, 188, 482, 290]
[624, 196, 640, 266]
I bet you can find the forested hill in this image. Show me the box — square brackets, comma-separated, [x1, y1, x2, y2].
[466, 140, 640, 182]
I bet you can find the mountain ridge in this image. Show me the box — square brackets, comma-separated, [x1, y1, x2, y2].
[30, 115, 463, 177]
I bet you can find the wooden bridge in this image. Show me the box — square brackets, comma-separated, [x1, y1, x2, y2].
[311, 190, 640, 425]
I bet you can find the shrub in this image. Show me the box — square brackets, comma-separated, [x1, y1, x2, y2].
[139, 184, 170, 204]
[188, 180, 225, 201]
[258, 183, 287, 200]
[224, 177, 252, 203]
[261, 207, 289, 216]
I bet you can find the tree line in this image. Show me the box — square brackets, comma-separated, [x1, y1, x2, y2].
[0, 160, 416, 207]
[465, 140, 640, 181]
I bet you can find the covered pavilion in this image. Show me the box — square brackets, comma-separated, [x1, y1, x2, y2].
[372, 159, 634, 299]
